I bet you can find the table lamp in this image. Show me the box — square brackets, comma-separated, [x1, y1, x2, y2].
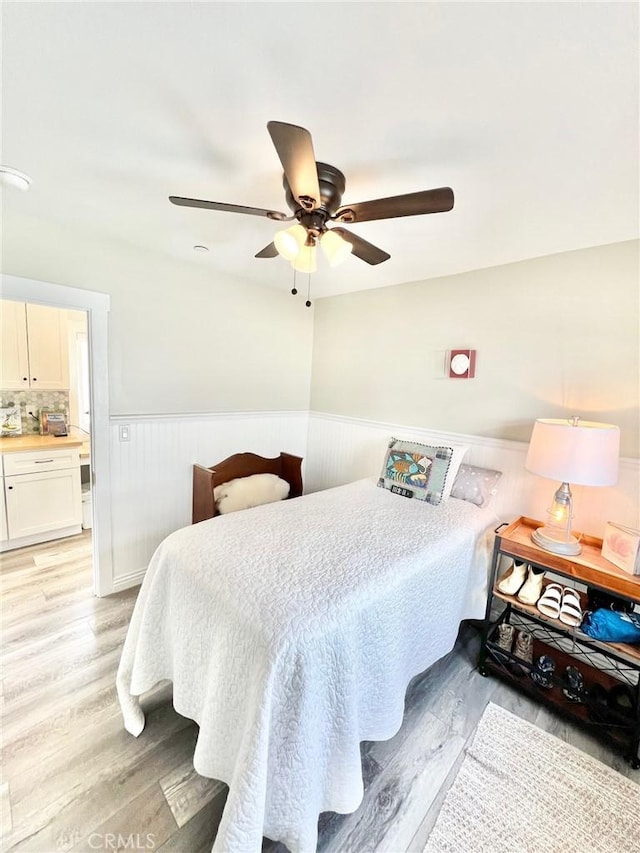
[525, 417, 620, 555]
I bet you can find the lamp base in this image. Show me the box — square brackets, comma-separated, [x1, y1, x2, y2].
[532, 526, 582, 556]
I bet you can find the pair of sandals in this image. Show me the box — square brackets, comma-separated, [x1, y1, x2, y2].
[537, 583, 583, 627]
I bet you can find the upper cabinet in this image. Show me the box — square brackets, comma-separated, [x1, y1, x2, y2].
[0, 301, 70, 390]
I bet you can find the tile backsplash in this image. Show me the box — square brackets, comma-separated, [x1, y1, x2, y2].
[0, 390, 70, 434]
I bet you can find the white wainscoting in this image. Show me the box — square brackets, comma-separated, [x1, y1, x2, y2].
[306, 411, 640, 536]
[107, 409, 639, 593]
[109, 411, 308, 591]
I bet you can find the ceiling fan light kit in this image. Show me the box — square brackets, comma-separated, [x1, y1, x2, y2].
[274, 224, 306, 261]
[320, 229, 353, 267]
[292, 243, 317, 274]
[169, 121, 454, 282]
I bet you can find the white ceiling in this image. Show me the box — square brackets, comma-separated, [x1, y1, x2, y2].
[2, 2, 638, 298]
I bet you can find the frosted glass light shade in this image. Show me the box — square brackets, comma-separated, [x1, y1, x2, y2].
[321, 230, 352, 267]
[274, 224, 306, 261]
[291, 244, 317, 274]
[525, 418, 620, 486]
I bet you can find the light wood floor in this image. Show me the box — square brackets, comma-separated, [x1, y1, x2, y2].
[1, 533, 637, 853]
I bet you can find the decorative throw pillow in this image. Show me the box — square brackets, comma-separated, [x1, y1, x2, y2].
[450, 464, 502, 508]
[214, 473, 290, 515]
[378, 437, 468, 505]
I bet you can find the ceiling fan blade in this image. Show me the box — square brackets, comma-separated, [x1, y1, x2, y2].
[331, 228, 390, 265]
[255, 242, 278, 259]
[334, 187, 454, 224]
[169, 196, 292, 221]
[267, 121, 321, 211]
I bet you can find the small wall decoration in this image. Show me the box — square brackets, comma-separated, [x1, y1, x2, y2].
[602, 521, 640, 576]
[448, 349, 476, 379]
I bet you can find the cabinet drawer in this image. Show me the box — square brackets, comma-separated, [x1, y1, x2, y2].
[3, 448, 80, 476]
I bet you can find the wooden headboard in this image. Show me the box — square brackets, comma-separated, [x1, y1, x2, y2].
[192, 451, 303, 524]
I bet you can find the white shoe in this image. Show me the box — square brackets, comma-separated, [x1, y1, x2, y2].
[517, 567, 545, 605]
[497, 562, 527, 596]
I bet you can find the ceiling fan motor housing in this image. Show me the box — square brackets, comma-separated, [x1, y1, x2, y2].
[284, 162, 346, 232]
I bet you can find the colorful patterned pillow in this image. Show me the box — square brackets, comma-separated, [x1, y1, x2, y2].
[378, 437, 468, 505]
[450, 464, 502, 508]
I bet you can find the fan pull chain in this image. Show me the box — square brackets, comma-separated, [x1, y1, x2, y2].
[306, 272, 312, 308]
[291, 268, 298, 296]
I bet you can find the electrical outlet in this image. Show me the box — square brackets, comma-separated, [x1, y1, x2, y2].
[119, 424, 131, 442]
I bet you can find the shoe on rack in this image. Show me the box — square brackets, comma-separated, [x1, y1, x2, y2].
[537, 583, 563, 619]
[512, 630, 533, 677]
[496, 624, 515, 655]
[513, 630, 533, 662]
[497, 562, 527, 596]
[517, 567, 546, 606]
[530, 654, 555, 689]
[607, 683, 635, 719]
[562, 666, 586, 702]
[558, 587, 583, 628]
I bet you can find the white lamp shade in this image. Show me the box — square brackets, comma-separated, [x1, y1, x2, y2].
[525, 418, 620, 486]
[291, 243, 317, 274]
[274, 224, 306, 261]
[320, 230, 352, 267]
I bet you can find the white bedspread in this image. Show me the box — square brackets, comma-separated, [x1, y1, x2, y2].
[117, 480, 495, 853]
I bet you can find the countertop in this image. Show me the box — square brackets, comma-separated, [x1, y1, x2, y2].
[0, 432, 88, 454]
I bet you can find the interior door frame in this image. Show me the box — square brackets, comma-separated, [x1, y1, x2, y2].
[1, 274, 113, 596]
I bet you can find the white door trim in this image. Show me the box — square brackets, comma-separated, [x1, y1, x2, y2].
[1, 274, 114, 596]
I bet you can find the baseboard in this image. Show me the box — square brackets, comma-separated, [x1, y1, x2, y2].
[111, 568, 146, 593]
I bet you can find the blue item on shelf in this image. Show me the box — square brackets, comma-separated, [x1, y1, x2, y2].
[581, 608, 640, 644]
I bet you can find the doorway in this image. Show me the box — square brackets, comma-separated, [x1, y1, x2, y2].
[0, 274, 113, 595]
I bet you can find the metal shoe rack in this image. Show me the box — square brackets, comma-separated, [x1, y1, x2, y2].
[479, 517, 640, 769]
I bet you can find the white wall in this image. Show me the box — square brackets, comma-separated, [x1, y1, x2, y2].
[67, 308, 89, 430]
[310, 240, 639, 458]
[2, 234, 315, 592]
[3, 228, 314, 415]
[5, 240, 638, 591]
[109, 411, 308, 589]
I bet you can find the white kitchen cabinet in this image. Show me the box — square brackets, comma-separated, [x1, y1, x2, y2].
[0, 477, 8, 543]
[1, 448, 81, 549]
[0, 300, 30, 390]
[0, 300, 69, 390]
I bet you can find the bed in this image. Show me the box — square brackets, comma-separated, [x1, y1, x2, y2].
[117, 452, 497, 853]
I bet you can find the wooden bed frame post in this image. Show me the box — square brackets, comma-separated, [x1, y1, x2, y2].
[193, 464, 216, 524]
[280, 452, 303, 500]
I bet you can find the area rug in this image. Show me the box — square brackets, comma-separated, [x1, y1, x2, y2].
[424, 702, 640, 853]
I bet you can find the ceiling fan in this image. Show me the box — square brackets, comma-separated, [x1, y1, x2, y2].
[169, 121, 454, 272]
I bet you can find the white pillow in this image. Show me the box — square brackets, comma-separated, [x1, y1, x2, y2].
[213, 473, 290, 515]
